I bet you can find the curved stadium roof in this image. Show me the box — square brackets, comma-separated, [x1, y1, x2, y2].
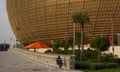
[7, 0, 120, 45]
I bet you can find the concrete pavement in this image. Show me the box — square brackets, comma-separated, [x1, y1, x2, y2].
[0, 50, 81, 72]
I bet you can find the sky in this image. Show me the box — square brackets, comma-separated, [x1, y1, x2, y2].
[0, 0, 16, 45]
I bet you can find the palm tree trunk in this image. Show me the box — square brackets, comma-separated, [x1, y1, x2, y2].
[80, 27, 84, 61]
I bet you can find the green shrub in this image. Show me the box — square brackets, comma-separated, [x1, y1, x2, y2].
[90, 63, 105, 70]
[75, 61, 90, 69]
[90, 62, 119, 70]
[112, 58, 120, 65]
[75, 50, 81, 60]
[44, 50, 52, 53]
[100, 56, 114, 62]
[63, 50, 72, 54]
[84, 48, 98, 61]
[75, 61, 119, 70]
[53, 49, 63, 54]
[105, 63, 119, 68]
[100, 54, 120, 64]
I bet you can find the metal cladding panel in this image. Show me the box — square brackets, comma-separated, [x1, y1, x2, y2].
[7, 0, 120, 44]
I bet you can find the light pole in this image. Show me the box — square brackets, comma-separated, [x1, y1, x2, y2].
[110, 12, 115, 56]
[16, 26, 19, 48]
[16, 39, 18, 48]
[72, 23, 75, 69]
[10, 38, 12, 48]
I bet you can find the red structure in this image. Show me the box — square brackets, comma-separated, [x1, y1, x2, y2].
[24, 41, 50, 49]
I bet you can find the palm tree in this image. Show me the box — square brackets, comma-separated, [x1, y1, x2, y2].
[72, 11, 90, 61]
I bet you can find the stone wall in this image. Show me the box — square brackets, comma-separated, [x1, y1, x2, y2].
[10, 48, 72, 69]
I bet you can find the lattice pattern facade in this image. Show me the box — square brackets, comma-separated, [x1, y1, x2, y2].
[7, 0, 120, 44]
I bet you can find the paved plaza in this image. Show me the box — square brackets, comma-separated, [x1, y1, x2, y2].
[0, 50, 80, 72]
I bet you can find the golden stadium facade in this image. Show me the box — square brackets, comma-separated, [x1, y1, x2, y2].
[7, 0, 120, 45]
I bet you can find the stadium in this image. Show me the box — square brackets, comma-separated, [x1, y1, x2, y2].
[7, 0, 120, 45]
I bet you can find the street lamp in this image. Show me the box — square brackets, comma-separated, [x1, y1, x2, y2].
[110, 12, 115, 56]
[10, 38, 12, 48]
[16, 26, 20, 48]
[16, 39, 18, 48]
[72, 23, 75, 69]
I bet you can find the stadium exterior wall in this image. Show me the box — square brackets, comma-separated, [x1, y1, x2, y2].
[7, 0, 120, 45]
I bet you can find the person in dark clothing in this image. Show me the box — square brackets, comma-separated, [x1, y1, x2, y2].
[56, 56, 63, 68]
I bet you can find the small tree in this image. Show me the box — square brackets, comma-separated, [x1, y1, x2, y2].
[90, 36, 110, 62]
[52, 41, 59, 52]
[57, 39, 65, 47]
[52, 38, 73, 53]
[64, 37, 73, 51]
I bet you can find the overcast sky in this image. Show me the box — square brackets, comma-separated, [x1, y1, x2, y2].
[0, 0, 16, 44]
